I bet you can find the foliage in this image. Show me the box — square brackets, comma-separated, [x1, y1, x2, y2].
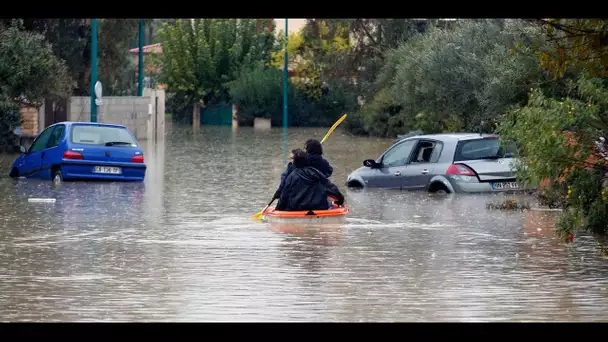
[97, 19, 139, 96]
[353, 20, 546, 137]
[498, 75, 608, 235]
[533, 19, 608, 78]
[0, 19, 141, 96]
[227, 61, 355, 128]
[227, 61, 290, 124]
[0, 21, 72, 150]
[165, 92, 193, 124]
[0, 97, 19, 152]
[156, 19, 277, 122]
[0, 22, 73, 103]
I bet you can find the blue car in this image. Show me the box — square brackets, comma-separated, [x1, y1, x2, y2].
[9, 122, 146, 182]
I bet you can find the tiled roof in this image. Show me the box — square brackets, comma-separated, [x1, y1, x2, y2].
[129, 43, 163, 54]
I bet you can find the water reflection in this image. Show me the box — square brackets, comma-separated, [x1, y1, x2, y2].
[0, 124, 607, 322]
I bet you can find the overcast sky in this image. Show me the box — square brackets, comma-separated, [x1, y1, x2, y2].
[273, 19, 306, 34]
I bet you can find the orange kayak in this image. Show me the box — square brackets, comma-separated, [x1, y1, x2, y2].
[262, 206, 349, 224]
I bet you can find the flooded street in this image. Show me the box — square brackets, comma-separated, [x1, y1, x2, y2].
[0, 124, 607, 322]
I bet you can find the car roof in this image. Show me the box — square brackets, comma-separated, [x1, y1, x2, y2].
[52, 121, 129, 129]
[399, 133, 499, 143]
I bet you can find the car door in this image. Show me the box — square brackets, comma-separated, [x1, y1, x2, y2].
[20, 126, 56, 178]
[40, 124, 66, 180]
[402, 140, 444, 190]
[366, 139, 417, 189]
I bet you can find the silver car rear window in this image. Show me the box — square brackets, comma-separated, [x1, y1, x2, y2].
[454, 138, 516, 161]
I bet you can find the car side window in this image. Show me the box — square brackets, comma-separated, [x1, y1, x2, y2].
[28, 126, 56, 154]
[410, 140, 444, 164]
[46, 124, 65, 148]
[382, 140, 416, 167]
[429, 142, 444, 163]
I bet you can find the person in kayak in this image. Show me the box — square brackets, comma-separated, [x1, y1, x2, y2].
[304, 138, 333, 178]
[272, 148, 300, 201]
[275, 150, 344, 212]
[272, 139, 334, 201]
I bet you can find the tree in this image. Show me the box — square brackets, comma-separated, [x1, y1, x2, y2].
[0, 18, 141, 96]
[228, 61, 356, 128]
[0, 21, 72, 150]
[359, 20, 547, 136]
[296, 19, 424, 101]
[498, 76, 608, 235]
[156, 19, 277, 123]
[227, 61, 292, 126]
[532, 19, 608, 78]
[495, 19, 608, 238]
[98, 19, 139, 96]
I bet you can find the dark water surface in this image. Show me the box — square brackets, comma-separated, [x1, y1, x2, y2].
[0, 125, 606, 322]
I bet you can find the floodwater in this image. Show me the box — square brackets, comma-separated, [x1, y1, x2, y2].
[0, 124, 607, 322]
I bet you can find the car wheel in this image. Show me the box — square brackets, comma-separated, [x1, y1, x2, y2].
[428, 182, 450, 195]
[9, 168, 19, 178]
[52, 169, 63, 184]
[347, 180, 364, 188]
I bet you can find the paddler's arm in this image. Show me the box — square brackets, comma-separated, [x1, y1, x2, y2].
[325, 182, 344, 206]
[276, 175, 293, 211]
[273, 162, 295, 200]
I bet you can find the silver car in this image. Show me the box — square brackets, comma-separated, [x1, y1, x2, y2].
[346, 133, 526, 194]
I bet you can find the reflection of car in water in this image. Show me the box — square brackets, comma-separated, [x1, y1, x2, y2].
[9, 122, 146, 183]
[346, 133, 531, 194]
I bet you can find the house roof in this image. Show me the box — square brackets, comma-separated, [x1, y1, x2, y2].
[129, 43, 163, 54]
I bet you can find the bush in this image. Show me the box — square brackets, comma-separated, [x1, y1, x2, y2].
[352, 20, 548, 138]
[498, 75, 608, 236]
[0, 22, 73, 152]
[165, 92, 193, 124]
[0, 99, 19, 152]
[227, 62, 292, 126]
[228, 62, 355, 128]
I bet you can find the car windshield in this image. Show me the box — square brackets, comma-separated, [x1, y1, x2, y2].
[70, 125, 137, 146]
[454, 138, 517, 162]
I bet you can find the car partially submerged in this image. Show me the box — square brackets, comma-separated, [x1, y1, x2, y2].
[346, 133, 528, 194]
[9, 122, 146, 183]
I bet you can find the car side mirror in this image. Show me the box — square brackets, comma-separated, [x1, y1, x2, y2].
[20, 146, 26, 154]
[363, 159, 380, 168]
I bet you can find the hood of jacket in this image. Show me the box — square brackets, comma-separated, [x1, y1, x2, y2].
[293, 166, 327, 185]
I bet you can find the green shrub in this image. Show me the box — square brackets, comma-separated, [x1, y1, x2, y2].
[354, 20, 547, 137]
[228, 62, 354, 128]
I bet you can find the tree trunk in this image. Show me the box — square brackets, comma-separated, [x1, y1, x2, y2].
[192, 102, 200, 132]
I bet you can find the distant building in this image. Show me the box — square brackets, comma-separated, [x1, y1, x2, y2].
[129, 43, 166, 89]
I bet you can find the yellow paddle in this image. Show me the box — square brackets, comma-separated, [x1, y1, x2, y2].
[252, 113, 348, 220]
[321, 113, 348, 144]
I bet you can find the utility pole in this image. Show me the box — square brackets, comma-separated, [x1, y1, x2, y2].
[138, 19, 144, 97]
[90, 19, 98, 122]
[282, 19, 288, 166]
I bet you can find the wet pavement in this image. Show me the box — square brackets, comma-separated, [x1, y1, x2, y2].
[0, 125, 606, 322]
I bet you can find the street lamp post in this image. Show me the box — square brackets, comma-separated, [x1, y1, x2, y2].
[138, 19, 144, 97]
[282, 19, 288, 166]
[90, 19, 98, 122]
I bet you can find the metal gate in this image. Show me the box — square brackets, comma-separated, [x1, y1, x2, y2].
[201, 103, 233, 126]
[44, 97, 67, 127]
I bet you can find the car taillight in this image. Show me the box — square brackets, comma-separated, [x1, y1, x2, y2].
[63, 151, 83, 160]
[446, 163, 476, 176]
[131, 154, 144, 163]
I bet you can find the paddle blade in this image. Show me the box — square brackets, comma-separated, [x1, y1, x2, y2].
[321, 114, 347, 144]
[252, 205, 269, 220]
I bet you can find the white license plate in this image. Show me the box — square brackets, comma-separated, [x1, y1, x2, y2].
[492, 181, 519, 190]
[94, 166, 122, 174]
